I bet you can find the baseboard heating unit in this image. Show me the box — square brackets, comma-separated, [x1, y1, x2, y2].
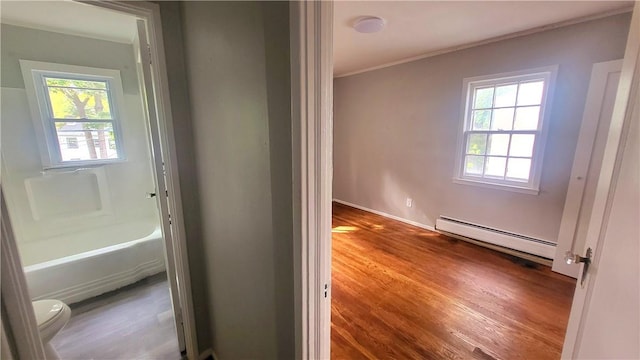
[435, 216, 556, 259]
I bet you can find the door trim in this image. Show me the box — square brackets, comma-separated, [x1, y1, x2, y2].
[0, 1, 199, 359]
[81, 2, 199, 358]
[290, 1, 334, 359]
[561, 2, 639, 357]
[553, 59, 623, 278]
[0, 191, 47, 360]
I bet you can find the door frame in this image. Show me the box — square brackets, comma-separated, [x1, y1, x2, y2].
[0, 1, 199, 359]
[290, 1, 334, 359]
[552, 59, 623, 278]
[294, 2, 640, 359]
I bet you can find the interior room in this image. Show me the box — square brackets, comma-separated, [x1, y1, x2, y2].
[1, 2, 182, 359]
[1, 1, 638, 360]
[330, 1, 633, 359]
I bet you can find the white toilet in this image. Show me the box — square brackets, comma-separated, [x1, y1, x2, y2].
[32, 299, 71, 359]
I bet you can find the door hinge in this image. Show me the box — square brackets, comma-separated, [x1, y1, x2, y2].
[324, 283, 328, 298]
[147, 45, 153, 65]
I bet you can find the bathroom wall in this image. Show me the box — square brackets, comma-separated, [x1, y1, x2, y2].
[333, 13, 631, 243]
[1, 24, 159, 251]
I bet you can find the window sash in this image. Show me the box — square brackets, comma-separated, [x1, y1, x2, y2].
[455, 67, 557, 194]
[41, 77, 117, 122]
[461, 130, 537, 181]
[39, 75, 122, 165]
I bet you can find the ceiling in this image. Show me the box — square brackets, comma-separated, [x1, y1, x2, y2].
[0, 1, 137, 44]
[334, 1, 633, 77]
[1, 1, 632, 75]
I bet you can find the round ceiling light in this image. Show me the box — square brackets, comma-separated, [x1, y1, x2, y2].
[353, 16, 386, 34]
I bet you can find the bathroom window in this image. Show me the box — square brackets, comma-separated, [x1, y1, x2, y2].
[20, 60, 126, 168]
[454, 66, 557, 194]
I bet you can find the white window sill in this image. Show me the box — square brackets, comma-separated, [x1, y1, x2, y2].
[453, 177, 540, 195]
[43, 158, 127, 171]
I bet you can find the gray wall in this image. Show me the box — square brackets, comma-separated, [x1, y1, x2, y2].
[333, 13, 631, 242]
[171, 2, 294, 358]
[1, 24, 139, 94]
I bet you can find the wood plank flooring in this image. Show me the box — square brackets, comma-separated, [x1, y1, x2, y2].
[331, 202, 576, 360]
[51, 273, 180, 360]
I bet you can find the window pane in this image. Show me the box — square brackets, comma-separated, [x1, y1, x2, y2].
[55, 121, 119, 161]
[506, 158, 531, 181]
[467, 134, 487, 155]
[514, 106, 540, 130]
[517, 81, 544, 106]
[509, 134, 535, 157]
[472, 110, 491, 130]
[485, 156, 506, 178]
[487, 134, 509, 156]
[494, 84, 517, 107]
[464, 155, 485, 176]
[491, 108, 514, 131]
[47, 86, 112, 120]
[474, 87, 494, 109]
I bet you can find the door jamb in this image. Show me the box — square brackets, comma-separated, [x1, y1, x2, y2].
[0, 191, 46, 360]
[552, 59, 623, 278]
[0, 1, 200, 359]
[290, 1, 334, 359]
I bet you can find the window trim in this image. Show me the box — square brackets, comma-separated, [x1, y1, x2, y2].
[19, 60, 127, 169]
[453, 65, 558, 195]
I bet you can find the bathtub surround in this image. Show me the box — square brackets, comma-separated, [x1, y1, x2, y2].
[333, 13, 631, 244]
[1, 24, 160, 263]
[1, 23, 166, 312]
[1, 24, 159, 243]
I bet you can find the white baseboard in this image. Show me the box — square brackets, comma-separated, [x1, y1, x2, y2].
[32, 259, 165, 304]
[333, 199, 556, 260]
[333, 199, 436, 232]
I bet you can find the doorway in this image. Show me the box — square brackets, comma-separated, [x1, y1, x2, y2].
[324, 1, 635, 359]
[0, 1, 195, 359]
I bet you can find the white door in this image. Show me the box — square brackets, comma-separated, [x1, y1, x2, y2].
[135, 20, 186, 354]
[553, 60, 622, 278]
[561, 3, 639, 357]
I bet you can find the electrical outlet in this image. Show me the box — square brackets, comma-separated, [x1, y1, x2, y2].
[406, 198, 413, 208]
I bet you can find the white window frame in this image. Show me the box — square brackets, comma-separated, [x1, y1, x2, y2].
[454, 65, 558, 195]
[20, 60, 127, 169]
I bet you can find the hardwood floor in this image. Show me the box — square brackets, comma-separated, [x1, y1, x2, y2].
[331, 202, 576, 360]
[51, 273, 181, 360]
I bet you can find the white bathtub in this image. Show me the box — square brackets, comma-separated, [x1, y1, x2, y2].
[21, 221, 166, 304]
